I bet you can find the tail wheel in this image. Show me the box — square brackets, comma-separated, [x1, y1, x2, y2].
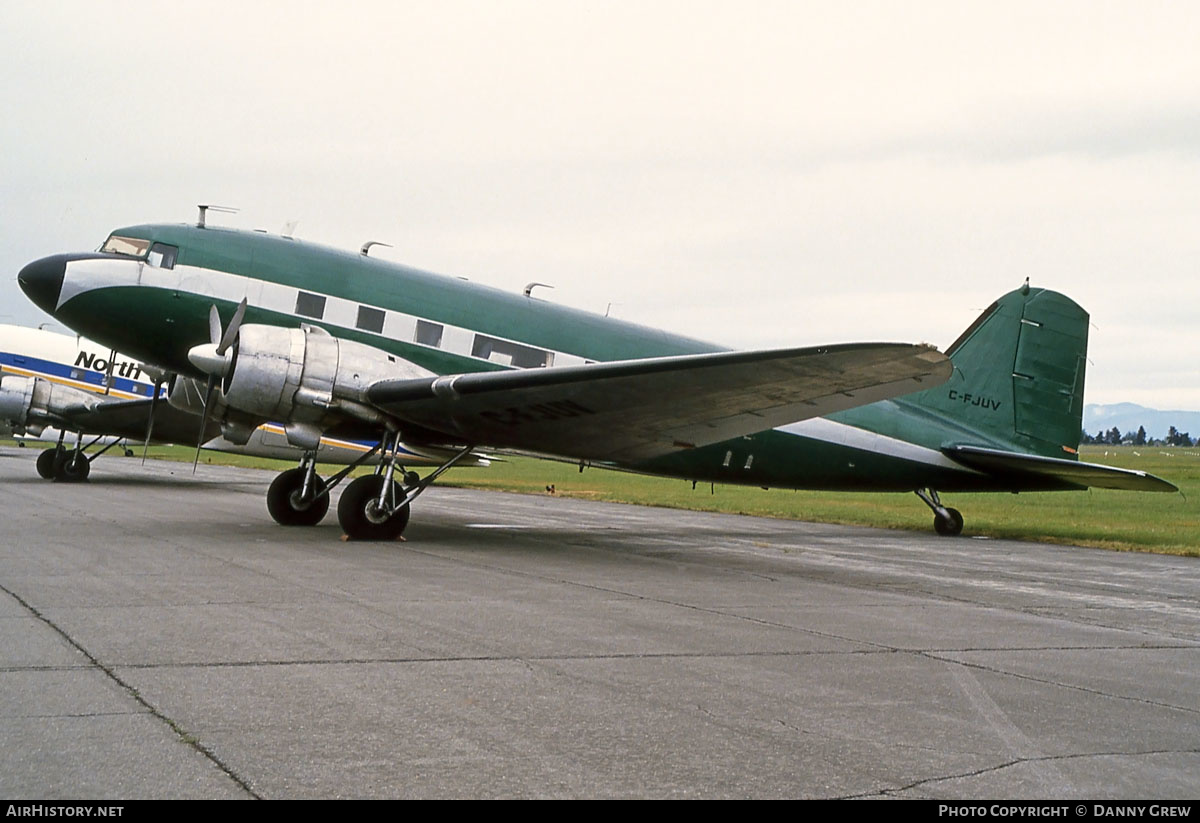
[337, 474, 410, 541]
[934, 507, 964, 536]
[266, 467, 329, 526]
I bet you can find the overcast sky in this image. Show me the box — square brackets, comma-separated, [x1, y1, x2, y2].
[2, 1, 1198, 409]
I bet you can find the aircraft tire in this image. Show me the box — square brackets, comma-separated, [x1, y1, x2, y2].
[337, 474, 410, 541]
[36, 449, 59, 480]
[55, 453, 90, 483]
[266, 468, 330, 526]
[934, 507, 964, 536]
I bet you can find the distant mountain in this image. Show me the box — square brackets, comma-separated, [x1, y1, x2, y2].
[1083, 403, 1200, 441]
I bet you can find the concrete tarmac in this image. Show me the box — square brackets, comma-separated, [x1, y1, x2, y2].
[0, 446, 1197, 799]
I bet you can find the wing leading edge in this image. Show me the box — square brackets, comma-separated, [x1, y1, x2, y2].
[368, 343, 951, 462]
[946, 445, 1179, 492]
[48, 396, 222, 445]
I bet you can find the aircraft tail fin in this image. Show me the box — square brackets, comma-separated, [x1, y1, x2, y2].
[909, 283, 1089, 459]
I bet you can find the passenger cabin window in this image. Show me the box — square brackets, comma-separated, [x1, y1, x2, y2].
[146, 242, 178, 269]
[101, 235, 150, 257]
[295, 291, 326, 319]
[414, 320, 443, 348]
[356, 306, 385, 334]
[471, 334, 554, 368]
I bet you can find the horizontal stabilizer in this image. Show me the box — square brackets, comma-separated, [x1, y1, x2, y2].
[946, 445, 1178, 492]
[369, 343, 951, 462]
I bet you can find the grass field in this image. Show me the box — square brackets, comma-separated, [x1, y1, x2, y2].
[442, 446, 1200, 556]
[9, 439, 1198, 556]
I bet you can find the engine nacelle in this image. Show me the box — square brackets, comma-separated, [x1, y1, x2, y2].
[217, 324, 432, 441]
[0, 374, 100, 436]
[166, 374, 227, 418]
[164, 375, 259, 446]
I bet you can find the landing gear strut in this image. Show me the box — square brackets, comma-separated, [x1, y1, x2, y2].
[264, 441, 383, 528]
[35, 431, 125, 483]
[915, 488, 963, 536]
[265, 441, 381, 532]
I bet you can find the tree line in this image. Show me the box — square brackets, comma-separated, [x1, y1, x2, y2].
[1081, 425, 1196, 447]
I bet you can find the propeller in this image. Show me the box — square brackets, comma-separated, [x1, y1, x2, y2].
[103, 347, 117, 396]
[191, 299, 246, 376]
[139, 371, 169, 465]
[187, 298, 247, 472]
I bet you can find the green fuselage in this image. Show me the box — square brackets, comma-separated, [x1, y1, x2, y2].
[39, 222, 1075, 493]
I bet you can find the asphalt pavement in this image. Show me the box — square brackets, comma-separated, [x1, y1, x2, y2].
[1, 446, 1197, 798]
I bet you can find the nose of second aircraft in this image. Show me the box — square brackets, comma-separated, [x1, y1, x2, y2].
[17, 254, 69, 315]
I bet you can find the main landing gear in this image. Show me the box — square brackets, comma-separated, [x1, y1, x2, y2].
[266, 460, 329, 526]
[34, 431, 129, 483]
[337, 473, 411, 541]
[337, 434, 476, 541]
[262, 433, 476, 541]
[265, 444, 380, 529]
[36, 446, 89, 482]
[915, 488, 963, 536]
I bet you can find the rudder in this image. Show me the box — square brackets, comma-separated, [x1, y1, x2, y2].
[912, 284, 1089, 458]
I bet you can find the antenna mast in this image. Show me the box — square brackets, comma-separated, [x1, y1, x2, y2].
[196, 204, 239, 228]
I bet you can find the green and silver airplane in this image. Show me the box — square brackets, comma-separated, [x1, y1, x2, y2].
[17, 211, 1175, 540]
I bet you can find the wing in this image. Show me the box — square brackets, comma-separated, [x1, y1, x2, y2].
[55, 397, 220, 444]
[946, 445, 1178, 492]
[368, 343, 951, 462]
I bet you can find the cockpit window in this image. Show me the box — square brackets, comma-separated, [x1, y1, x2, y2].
[147, 242, 178, 269]
[101, 235, 151, 257]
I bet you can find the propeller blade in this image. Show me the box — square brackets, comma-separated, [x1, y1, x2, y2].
[208, 304, 222, 347]
[217, 298, 247, 355]
[140, 376, 166, 465]
[103, 348, 117, 396]
[192, 374, 216, 474]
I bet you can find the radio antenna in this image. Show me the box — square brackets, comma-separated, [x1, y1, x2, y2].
[524, 282, 554, 298]
[361, 241, 393, 257]
[197, 204, 239, 228]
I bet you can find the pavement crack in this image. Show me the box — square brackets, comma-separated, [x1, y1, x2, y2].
[14, 710, 145, 719]
[843, 748, 1200, 799]
[0, 583, 261, 799]
[118, 648, 893, 670]
[921, 650, 1200, 716]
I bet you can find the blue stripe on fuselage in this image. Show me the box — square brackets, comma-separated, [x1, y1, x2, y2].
[0, 350, 158, 397]
[1, 348, 391, 453]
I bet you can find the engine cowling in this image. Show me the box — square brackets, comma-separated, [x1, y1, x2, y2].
[160, 374, 257, 446]
[0, 374, 100, 436]
[189, 324, 433, 448]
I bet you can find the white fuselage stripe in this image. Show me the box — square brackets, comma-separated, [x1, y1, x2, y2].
[60, 258, 592, 370]
[774, 417, 980, 472]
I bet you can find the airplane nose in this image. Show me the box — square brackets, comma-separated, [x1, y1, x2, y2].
[17, 254, 69, 315]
